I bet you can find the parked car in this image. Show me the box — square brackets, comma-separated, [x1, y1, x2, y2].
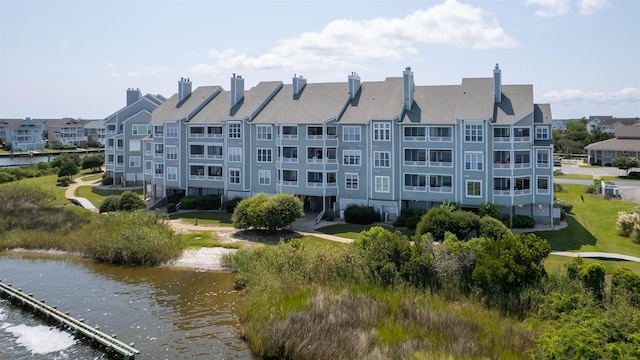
[553, 160, 562, 167]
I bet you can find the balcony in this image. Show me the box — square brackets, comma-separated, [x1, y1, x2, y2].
[429, 186, 452, 193]
[280, 180, 298, 186]
[428, 136, 452, 142]
[404, 185, 426, 191]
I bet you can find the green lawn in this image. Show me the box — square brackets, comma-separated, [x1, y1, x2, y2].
[81, 172, 104, 182]
[16, 174, 69, 206]
[180, 232, 241, 249]
[554, 174, 594, 180]
[535, 184, 640, 257]
[545, 254, 640, 275]
[75, 186, 143, 208]
[316, 223, 414, 240]
[168, 211, 234, 227]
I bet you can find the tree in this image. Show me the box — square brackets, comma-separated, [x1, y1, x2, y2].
[416, 208, 480, 241]
[82, 155, 104, 172]
[117, 191, 146, 211]
[472, 233, 550, 291]
[611, 156, 640, 176]
[232, 193, 303, 231]
[57, 161, 79, 181]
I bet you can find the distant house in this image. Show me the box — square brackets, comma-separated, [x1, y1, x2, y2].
[585, 125, 640, 165]
[552, 118, 582, 131]
[46, 118, 92, 148]
[0, 117, 46, 150]
[84, 120, 105, 146]
[597, 117, 640, 134]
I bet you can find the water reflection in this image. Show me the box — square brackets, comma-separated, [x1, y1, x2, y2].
[0, 252, 253, 359]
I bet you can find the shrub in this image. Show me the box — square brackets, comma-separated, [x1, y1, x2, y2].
[416, 208, 481, 241]
[553, 183, 563, 193]
[554, 200, 573, 214]
[479, 216, 511, 240]
[632, 226, 640, 244]
[102, 176, 114, 186]
[343, 205, 380, 225]
[57, 177, 72, 187]
[393, 208, 426, 228]
[584, 185, 598, 194]
[627, 171, 640, 180]
[579, 263, 606, 301]
[232, 193, 303, 231]
[118, 191, 147, 211]
[616, 211, 640, 237]
[439, 200, 460, 211]
[99, 196, 120, 213]
[81, 154, 104, 171]
[180, 194, 222, 210]
[511, 215, 535, 229]
[479, 202, 502, 220]
[225, 196, 243, 213]
[611, 267, 640, 306]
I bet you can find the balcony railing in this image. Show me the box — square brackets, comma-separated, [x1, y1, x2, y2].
[189, 154, 205, 159]
[208, 175, 223, 182]
[307, 182, 324, 188]
[429, 186, 452, 193]
[493, 136, 510, 142]
[404, 185, 426, 191]
[513, 136, 531, 142]
[429, 136, 452, 142]
[189, 174, 206, 180]
[404, 160, 426, 166]
[207, 154, 223, 161]
[279, 157, 298, 163]
[404, 135, 426, 141]
[280, 180, 298, 186]
[429, 161, 452, 167]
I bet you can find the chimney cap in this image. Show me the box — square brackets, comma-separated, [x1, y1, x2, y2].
[405, 66, 411, 71]
[495, 63, 500, 69]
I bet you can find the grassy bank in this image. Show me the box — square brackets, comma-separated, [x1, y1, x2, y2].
[0, 183, 182, 265]
[225, 233, 640, 359]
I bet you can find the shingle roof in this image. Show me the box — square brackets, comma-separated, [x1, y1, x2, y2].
[189, 81, 282, 124]
[151, 86, 221, 124]
[253, 82, 349, 124]
[534, 103, 552, 124]
[584, 137, 640, 152]
[401, 85, 459, 124]
[0, 118, 45, 130]
[455, 78, 494, 120]
[615, 125, 640, 138]
[494, 85, 533, 124]
[600, 117, 640, 126]
[341, 77, 404, 124]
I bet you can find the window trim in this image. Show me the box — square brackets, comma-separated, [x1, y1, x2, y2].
[345, 173, 359, 190]
[373, 151, 391, 168]
[466, 180, 482, 198]
[375, 176, 390, 193]
[342, 126, 361, 142]
[536, 175, 550, 195]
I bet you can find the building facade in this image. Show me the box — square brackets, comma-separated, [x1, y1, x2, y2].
[0, 118, 45, 150]
[141, 65, 553, 222]
[104, 88, 166, 186]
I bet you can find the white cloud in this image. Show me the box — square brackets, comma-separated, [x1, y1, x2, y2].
[60, 40, 69, 49]
[578, 0, 610, 15]
[141, 66, 172, 76]
[526, 0, 571, 17]
[191, 0, 516, 74]
[542, 87, 640, 105]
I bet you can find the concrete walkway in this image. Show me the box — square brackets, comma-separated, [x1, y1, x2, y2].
[64, 177, 101, 211]
[551, 251, 640, 262]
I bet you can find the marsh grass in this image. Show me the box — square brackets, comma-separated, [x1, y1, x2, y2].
[180, 232, 241, 249]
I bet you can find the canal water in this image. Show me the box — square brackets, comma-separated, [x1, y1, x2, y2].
[0, 252, 254, 359]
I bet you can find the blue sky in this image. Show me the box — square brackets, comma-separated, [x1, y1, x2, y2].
[1, 0, 638, 119]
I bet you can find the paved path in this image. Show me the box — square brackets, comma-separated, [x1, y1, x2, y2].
[551, 251, 640, 262]
[64, 177, 100, 211]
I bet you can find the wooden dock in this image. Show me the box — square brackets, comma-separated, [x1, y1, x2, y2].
[0, 280, 139, 359]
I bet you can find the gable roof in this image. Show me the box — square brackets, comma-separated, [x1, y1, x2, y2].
[341, 77, 404, 124]
[600, 117, 640, 126]
[151, 86, 221, 124]
[189, 81, 282, 124]
[401, 85, 459, 124]
[253, 82, 349, 124]
[494, 85, 533, 124]
[534, 103, 553, 124]
[454, 78, 494, 120]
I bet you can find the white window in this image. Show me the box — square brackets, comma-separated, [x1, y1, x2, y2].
[154, 125, 164, 136]
[154, 163, 164, 177]
[536, 126, 550, 140]
[128, 139, 141, 151]
[375, 176, 390, 193]
[166, 146, 177, 160]
[132, 124, 151, 136]
[466, 180, 482, 198]
[465, 123, 483, 142]
[228, 123, 241, 139]
[374, 151, 390, 168]
[258, 170, 270, 185]
[154, 143, 164, 156]
[229, 169, 240, 184]
[145, 160, 152, 174]
[256, 125, 272, 140]
[464, 152, 483, 171]
[129, 156, 140, 167]
[537, 176, 550, 194]
[188, 126, 205, 138]
[167, 167, 177, 181]
[208, 126, 223, 138]
[280, 126, 298, 139]
[257, 148, 272, 162]
[373, 123, 391, 141]
[537, 150, 550, 167]
[343, 150, 361, 166]
[342, 126, 361, 142]
[228, 148, 242, 162]
[345, 173, 359, 190]
[166, 123, 178, 138]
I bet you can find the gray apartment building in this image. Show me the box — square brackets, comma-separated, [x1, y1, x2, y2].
[139, 64, 553, 222]
[104, 88, 166, 186]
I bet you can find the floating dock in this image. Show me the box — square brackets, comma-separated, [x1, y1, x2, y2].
[0, 280, 139, 359]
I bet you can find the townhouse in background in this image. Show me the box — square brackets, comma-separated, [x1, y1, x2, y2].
[585, 124, 640, 165]
[104, 88, 166, 186]
[0, 117, 46, 150]
[136, 64, 554, 223]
